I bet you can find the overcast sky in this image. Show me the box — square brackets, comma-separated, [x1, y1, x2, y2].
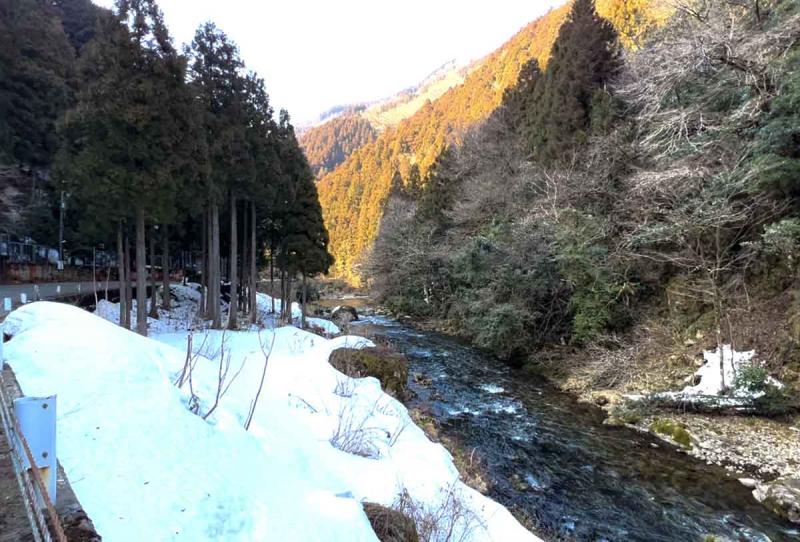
[93, 0, 566, 124]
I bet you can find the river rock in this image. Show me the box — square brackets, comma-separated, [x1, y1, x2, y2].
[331, 305, 359, 326]
[753, 476, 800, 523]
[328, 347, 409, 400]
[738, 478, 758, 489]
[362, 502, 419, 542]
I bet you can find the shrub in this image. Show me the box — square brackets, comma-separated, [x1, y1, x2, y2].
[753, 386, 800, 417]
[363, 502, 419, 542]
[391, 485, 483, 542]
[735, 364, 769, 392]
[466, 302, 529, 361]
[330, 403, 381, 459]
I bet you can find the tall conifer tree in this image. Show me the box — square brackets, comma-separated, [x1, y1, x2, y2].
[525, 0, 620, 163]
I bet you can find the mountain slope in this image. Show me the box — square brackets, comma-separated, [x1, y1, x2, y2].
[299, 60, 468, 175]
[317, 4, 571, 280]
[300, 114, 377, 176]
[362, 59, 469, 130]
[317, 0, 670, 282]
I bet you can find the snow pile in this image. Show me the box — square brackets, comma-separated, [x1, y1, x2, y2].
[682, 345, 755, 396]
[4, 302, 537, 542]
[635, 345, 788, 411]
[680, 345, 783, 398]
[305, 317, 341, 335]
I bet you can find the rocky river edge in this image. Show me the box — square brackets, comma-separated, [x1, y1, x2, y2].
[317, 296, 800, 528]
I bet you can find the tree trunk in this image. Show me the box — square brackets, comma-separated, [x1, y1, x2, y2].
[117, 222, 127, 329]
[241, 200, 248, 315]
[198, 211, 207, 319]
[301, 273, 307, 329]
[135, 207, 147, 336]
[162, 223, 170, 310]
[210, 202, 221, 329]
[249, 201, 257, 324]
[148, 225, 159, 319]
[92, 246, 98, 307]
[124, 232, 132, 329]
[227, 192, 238, 330]
[281, 267, 287, 321]
[269, 247, 275, 314]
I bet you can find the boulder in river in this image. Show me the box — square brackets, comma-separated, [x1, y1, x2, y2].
[329, 347, 408, 400]
[753, 477, 800, 524]
[331, 305, 359, 326]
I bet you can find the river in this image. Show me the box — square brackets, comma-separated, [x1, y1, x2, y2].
[346, 313, 798, 541]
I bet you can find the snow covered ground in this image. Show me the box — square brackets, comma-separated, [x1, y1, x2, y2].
[2, 298, 538, 541]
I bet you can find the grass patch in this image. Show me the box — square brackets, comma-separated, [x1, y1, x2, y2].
[650, 418, 692, 448]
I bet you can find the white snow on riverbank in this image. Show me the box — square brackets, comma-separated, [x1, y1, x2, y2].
[3, 301, 539, 541]
[681, 345, 759, 396]
[676, 345, 782, 398]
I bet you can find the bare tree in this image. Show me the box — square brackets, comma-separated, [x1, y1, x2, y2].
[202, 330, 245, 420]
[244, 332, 275, 430]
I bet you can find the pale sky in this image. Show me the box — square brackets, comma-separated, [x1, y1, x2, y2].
[93, 1, 566, 125]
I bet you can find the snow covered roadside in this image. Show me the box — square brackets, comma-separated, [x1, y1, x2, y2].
[3, 301, 538, 541]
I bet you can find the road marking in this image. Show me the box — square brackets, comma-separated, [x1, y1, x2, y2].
[3, 298, 10, 311]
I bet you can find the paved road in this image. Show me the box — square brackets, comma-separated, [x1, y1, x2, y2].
[0, 281, 123, 318]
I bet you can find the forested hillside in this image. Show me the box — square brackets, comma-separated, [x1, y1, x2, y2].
[369, 0, 800, 397]
[1, 0, 332, 336]
[298, 113, 376, 176]
[361, 59, 469, 130]
[299, 60, 467, 175]
[317, 0, 667, 281]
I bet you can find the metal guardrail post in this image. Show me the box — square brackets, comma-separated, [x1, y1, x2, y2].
[13, 396, 57, 504]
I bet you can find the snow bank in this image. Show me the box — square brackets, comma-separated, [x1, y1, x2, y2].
[4, 302, 538, 542]
[306, 317, 341, 335]
[682, 345, 755, 396]
[680, 345, 783, 397]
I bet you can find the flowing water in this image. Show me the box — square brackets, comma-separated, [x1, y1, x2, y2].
[349, 314, 798, 542]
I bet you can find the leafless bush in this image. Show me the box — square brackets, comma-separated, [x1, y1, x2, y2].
[175, 329, 246, 421]
[244, 331, 275, 430]
[391, 483, 484, 542]
[329, 402, 382, 459]
[334, 376, 356, 398]
[375, 398, 412, 447]
[175, 331, 211, 414]
[202, 333, 245, 420]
